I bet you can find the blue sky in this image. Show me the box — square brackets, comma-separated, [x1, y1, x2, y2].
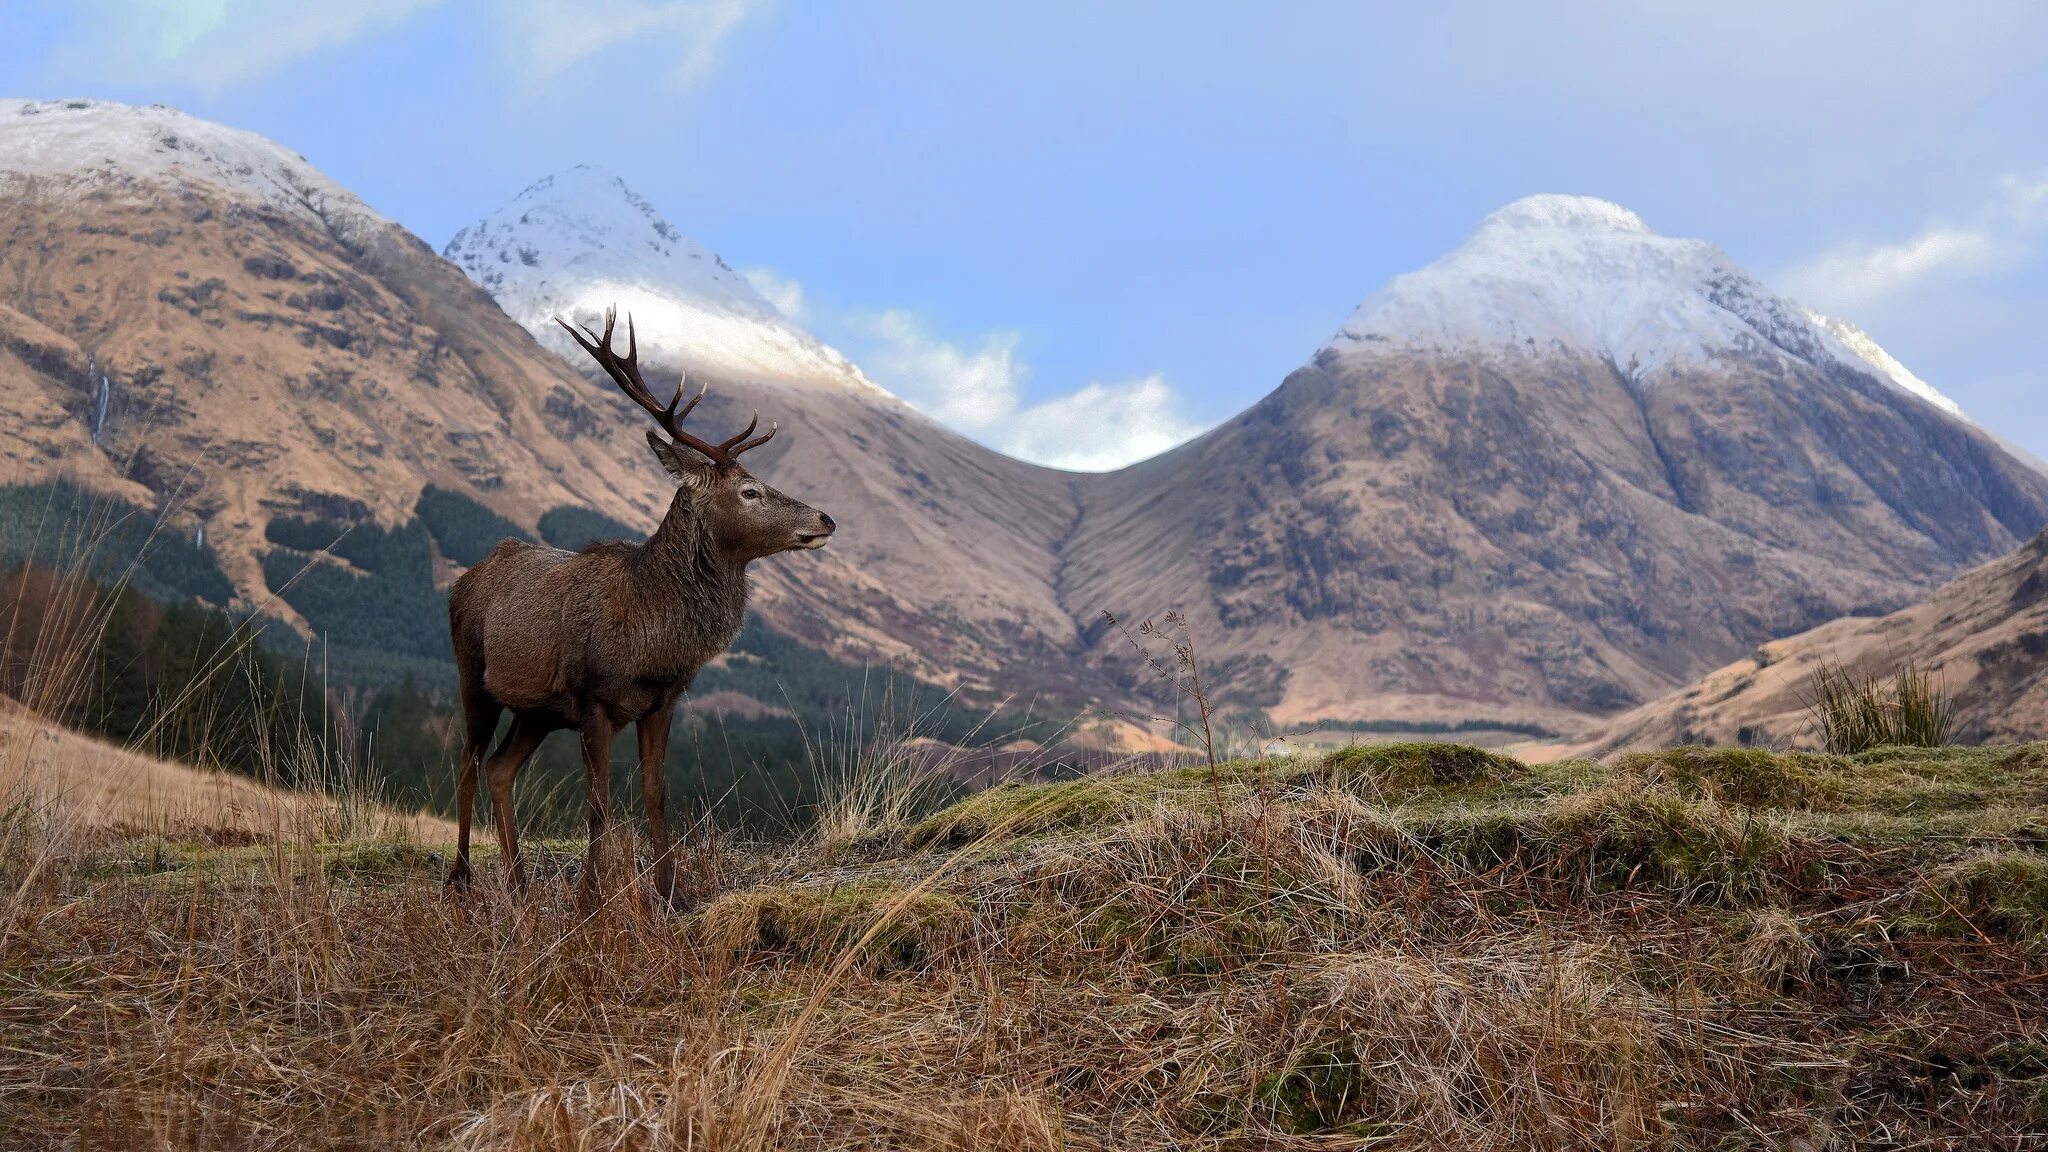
[6, 1, 2047, 466]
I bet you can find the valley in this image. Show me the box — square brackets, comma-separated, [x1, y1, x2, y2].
[3, 96, 2046, 796]
[4, 23, 2048, 1146]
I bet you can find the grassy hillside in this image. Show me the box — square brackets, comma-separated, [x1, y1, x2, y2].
[1, 482, 1071, 835]
[6, 740, 2045, 1146]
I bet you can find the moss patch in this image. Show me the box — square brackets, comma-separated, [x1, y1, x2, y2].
[1914, 850, 2048, 943]
[1614, 746, 1840, 809]
[700, 881, 971, 971]
[1318, 741, 1521, 793]
[907, 743, 1524, 847]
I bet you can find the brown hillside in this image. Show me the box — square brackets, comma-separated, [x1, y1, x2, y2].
[1068, 344, 2048, 732]
[0, 101, 1090, 698]
[1562, 527, 2048, 755]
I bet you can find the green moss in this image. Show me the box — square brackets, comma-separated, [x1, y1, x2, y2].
[1614, 746, 1840, 809]
[79, 837, 447, 888]
[701, 881, 970, 970]
[1350, 778, 1802, 904]
[907, 743, 1527, 847]
[1255, 1045, 1390, 1137]
[1319, 741, 1521, 794]
[1914, 850, 2048, 943]
[322, 841, 442, 879]
[904, 761, 1244, 846]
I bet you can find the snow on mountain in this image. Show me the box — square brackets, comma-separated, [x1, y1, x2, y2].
[1803, 309, 1963, 418]
[0, 98, 385, 239]
[1332, 194, 1965, 419]
[446, 167, 883, 393]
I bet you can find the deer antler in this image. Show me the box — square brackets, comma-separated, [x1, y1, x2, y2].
[556, 307, 777, 464]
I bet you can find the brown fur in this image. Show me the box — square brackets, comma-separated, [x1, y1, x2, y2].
[447, 333, 834, 905]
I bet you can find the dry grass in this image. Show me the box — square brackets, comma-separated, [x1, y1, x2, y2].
[0, 706, 450, 843]
[4, 738, 2048, 1148]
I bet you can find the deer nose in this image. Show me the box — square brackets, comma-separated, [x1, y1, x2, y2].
[818, 512, 836, 532]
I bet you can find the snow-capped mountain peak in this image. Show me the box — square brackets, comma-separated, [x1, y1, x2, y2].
[1476, 193, 1653, 237]
[0, 98, 385, 238]
[446, 166, 882, 393]
[1331, 193, 1964, 420]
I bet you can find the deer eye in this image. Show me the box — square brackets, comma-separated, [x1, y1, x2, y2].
[739, 487, 761, 501]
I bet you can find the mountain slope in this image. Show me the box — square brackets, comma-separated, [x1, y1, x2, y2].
[0, 101, 1097, 702]
[1558, 526, 2048, 754]
[444, 168, 1088, 693]
[0, 98, 677, 616]
[1063, 196, 2048, 730]
[8, 102, 2044, 739]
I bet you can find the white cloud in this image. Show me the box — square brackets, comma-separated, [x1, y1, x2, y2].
[499, 0, 761, 84]
[43, 0, 759, 93]
[1001, 375, 1211, 472]
[49, 0, 436, 91]
[740, 266, 807, 320]
[1781, 173, 2048, 312]
[845, 309, 1208, 472]
[852, 310, 1025, 431]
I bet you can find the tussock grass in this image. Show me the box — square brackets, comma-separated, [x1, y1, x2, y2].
[1804, 658, 1956, 754]
[7, 737, 2048, 1146]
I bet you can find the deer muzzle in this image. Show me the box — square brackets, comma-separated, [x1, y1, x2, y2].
[793, 511, 835, 550]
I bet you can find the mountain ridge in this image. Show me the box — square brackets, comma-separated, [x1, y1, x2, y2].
[6, 97, 2046, 738]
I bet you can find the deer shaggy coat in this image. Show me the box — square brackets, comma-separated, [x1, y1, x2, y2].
[446, 309, 834, 905]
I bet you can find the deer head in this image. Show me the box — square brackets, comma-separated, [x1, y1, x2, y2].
[559, 308, 835, 561]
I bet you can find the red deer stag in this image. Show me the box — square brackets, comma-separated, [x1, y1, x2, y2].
[446, 307, 835, 905]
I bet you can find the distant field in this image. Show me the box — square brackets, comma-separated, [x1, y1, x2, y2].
[4, 735, 2045, 1147]
[1285, 724, 1547, 753]
[0, 708, 450, 842]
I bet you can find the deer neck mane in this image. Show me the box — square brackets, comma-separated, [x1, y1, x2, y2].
[627, 490, 750, 664]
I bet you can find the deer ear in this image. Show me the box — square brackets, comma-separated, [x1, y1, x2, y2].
[647, 431, 711, 490]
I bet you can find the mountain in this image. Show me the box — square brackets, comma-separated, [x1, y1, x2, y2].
[7, 99, 2044, 741]
[443, 168, 1089, 696]
[0, 104, 1089, 708]
[445, 166, 873, 389]
[1558, 525, 2048, 754]
[1061, 196, 2048, 731]
[0, 98, 673, 623]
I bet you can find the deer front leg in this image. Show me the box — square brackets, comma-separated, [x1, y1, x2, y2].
[578, 713, 617, 908]
[638, 702, 677, 909]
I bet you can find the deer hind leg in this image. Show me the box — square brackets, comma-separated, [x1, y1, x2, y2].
[485, 713, 549, 894]
[638, 703, 677, 909]
[578, 714, 618, 909]
[448, 681, 502, 890]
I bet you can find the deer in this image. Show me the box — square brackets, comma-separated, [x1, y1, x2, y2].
[445, 306, 835, 906]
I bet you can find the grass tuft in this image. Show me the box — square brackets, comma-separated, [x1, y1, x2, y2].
[1804, 658, 1955, 754]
